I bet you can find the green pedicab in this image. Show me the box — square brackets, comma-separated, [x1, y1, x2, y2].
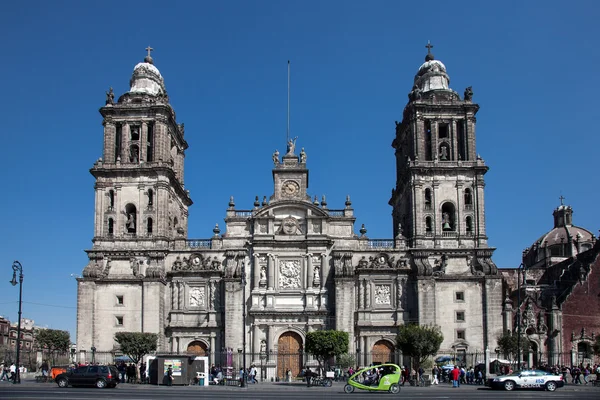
[344, 363, 401, 394]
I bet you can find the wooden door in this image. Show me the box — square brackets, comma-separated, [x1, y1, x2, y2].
[372, 340, 393, 364]
[277, 332, 302, 379]
[187, 341, 207, 356]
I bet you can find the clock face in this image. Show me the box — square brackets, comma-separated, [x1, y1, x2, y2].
[282, 180, 299, 196]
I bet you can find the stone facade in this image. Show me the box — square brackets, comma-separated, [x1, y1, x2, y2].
[76, 46, 504, 374]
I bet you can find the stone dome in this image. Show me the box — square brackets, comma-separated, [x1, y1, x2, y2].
[129, 56, 166, 96]
[413, 57, 450, 92]
[523, 204, 595, 268]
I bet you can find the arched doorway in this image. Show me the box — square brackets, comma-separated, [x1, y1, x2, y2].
[372, 340, 394, 364]
[187, 341, 207, 356]
[277, 331, 303, 379]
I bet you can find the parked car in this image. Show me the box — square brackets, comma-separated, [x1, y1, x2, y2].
[489, 369, 564, 391]
[55, 365, 120, 388]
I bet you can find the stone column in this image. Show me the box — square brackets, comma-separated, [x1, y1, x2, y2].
[455, 182, 463, 235]
[267, 254, 275, 290]
[320, 253, 328, 290]
[432, 182, 439, 235]
[451, 119, 458, 161]
[103, 121, 116, 163]
[114, 186, 122, 235]
[140, 122, 148, 162]
[171, 281, 176, 310]
[209, 281, 215, 311]
[365, 282, 371, 309]
[94, 189, 102, 237]
[432, 121, 439, 160]
[362, 336, 368, 367]
[306, 254, 313, 289]
[177, 282, 183, 310]
[253, 324, 261, 355]
[267, 325, 274, 361]
[359, 280, 366, 309]
[253, 253, 261, 290]
[121, 123, 129, 162]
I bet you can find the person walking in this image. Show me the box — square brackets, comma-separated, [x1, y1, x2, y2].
[431, 366, 439, 385]
[165, 366, 173, 386]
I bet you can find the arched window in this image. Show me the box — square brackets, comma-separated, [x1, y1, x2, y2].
[108, 218, 114, 235]
[108, 190, 115, 210]
[464, 188, 472, 208]
[425, 216, 433, 233]
[424, 188, 432, 209]
[147, 218, 153, 235]
[441, 202, 456, 231]
[466, 216, 473, 233]
[125, 204, 137, 234]
[148, 189, 154, 207]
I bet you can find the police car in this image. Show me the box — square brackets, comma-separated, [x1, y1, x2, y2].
[490, 370, 564, 391]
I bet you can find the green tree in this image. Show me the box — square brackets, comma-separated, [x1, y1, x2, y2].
[35, 329, 71, 366]
[114, 332, 158, 366]
[305, 330, 349, 373]
[336, 353, 356, 370]
[395, 324, 443, 368]
[496, 331, 530, 361]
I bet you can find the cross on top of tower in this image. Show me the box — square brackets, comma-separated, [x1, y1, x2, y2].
[559, 195, 565, 206]
[425, 41, 433, 54]
[425, 40, 435, 61]
[144, 46, 154, 64]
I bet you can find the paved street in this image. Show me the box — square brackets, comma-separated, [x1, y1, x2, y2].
[1, 381, 599, 399]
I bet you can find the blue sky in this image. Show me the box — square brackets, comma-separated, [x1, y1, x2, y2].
[0, 0, 598, 339]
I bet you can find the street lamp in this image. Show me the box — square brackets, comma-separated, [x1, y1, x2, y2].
[9, 260, 24, 384]
[240, 261, 247, 388]
[91, 346, 96, 364]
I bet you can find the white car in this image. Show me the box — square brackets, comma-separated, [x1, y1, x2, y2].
[490, 370, 564, 391]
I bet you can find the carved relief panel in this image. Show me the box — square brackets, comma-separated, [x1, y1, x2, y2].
[189, 286, 206, 308]
[278, 259, 302, 289]
[374, 285, 391, 305]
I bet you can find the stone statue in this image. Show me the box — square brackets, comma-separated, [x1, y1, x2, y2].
[130, 146, 139, 163]
[286, 136, 298, 155]
[105, 87, 114, 105]
[396, 222, 403, 238]
[313, 266, 320, 286]
[464, 86, 473, 102]
[272, 149, 279, 166]
[300, 148, 306, 163]
[260, 339, 266, 353]
[260, 266, 267, 282]
[439, 145, 448, 160]
[130, 257, 139, 276]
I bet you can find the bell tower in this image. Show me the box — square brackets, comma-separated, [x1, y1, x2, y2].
[390, 43, 494, 267]
[92, 48, 192, 247]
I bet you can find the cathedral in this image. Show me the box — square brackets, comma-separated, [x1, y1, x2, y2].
[76, 45, 505, 377]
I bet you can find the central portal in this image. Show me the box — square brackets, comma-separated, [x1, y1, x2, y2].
[277, 331, 303, 380]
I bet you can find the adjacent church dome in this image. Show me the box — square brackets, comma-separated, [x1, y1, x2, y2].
[523, 203, 595, 268]
[129, 48, 166, 96]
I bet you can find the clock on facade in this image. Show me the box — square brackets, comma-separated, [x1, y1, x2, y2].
[281, 180, 299, 196]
